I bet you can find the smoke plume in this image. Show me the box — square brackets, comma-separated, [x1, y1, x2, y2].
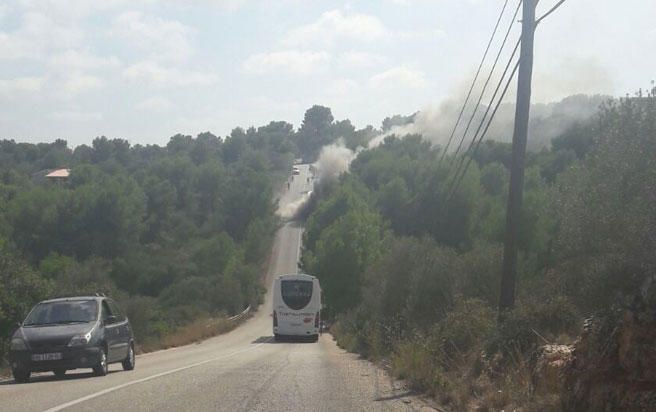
[314, 140, 357, 183]
[371, 94, 608, 152]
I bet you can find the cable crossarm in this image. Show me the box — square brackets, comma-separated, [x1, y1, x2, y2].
[438, 0, 510, 164]
[450, 0, 522, 161]
[536, 0, 566, 26]
[446, 59, 520, 202]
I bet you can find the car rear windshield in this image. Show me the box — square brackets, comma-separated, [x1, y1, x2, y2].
[281, 280, 313, 310]
[23, 300, 98, 326]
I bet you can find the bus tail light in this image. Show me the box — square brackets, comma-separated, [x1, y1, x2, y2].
[314, 312, 320, 328]
[273, 311, 278, 327]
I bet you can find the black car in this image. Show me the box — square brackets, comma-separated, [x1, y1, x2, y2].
[9, 296, 135, 383]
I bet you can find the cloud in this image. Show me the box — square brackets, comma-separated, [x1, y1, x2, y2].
[281, 9, 443, 49]
[0, 12, 84, 60]
[0, 76, 45, 96]
[48, 50, 121, 71]
[176, 0, 249, 11]
[111, 11, 195, 62]
[123, 61, 218, 86]
[283, 10, 387, 48]
[50, 110, 103, 122]
[338, 51, 386, 69]
[328, 78, 360, 96]
[20, 0, 147, 20]
[368, 66, 427, 89]
[243, 50, 330, 75]
[136, 96, 174, 111]
[60, 73, 104, 95]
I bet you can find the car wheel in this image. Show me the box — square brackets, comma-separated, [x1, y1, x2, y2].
[311, 334, 319, 343]
[93, 347, 108, 376]
[273, 333, 280, 342]
[122, 343, 135, 371]
[12, 368, 30, 383]
[53, 368, 66, 378]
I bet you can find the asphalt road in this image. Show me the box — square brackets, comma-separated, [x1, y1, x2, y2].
[0, 165, 436, 412]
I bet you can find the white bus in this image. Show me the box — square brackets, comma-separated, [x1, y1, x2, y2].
[272, 274, 321, 342]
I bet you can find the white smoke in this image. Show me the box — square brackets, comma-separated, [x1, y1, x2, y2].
[368, 100, 461, 149]
[314, 140, 357, 183]
[369, 94, 608, 152]
[278, 190, 312, 220]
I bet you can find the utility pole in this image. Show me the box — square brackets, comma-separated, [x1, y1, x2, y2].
[499, 0, 536, 315]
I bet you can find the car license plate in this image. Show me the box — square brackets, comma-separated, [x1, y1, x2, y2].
[31, 353, 62, 361]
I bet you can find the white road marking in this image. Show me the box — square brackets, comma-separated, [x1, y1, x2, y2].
[42, 339, 271, 412]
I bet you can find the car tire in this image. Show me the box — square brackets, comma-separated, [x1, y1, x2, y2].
[93, 347, 108, 376]
[12, 368, 30, 383]
[311, 334, 319, 343]
[122, 343, 135, 371]
[274, 333, 280, 342]
[53, 368, 66, 378]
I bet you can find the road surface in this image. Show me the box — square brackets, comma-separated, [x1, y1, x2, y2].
[0, 165, 435, 412]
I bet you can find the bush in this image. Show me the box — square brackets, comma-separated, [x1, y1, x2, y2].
[438, 298, 496, 354]
[491, 296, 579, 354]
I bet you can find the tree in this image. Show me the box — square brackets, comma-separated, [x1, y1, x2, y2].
[304, 206, 387, 316]
[0, 244, 51, 355]
[296, 105, 335, 161]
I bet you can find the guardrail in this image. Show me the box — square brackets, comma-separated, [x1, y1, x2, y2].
[228, 305, 251, 322]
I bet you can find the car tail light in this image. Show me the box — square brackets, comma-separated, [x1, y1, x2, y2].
[314, 312, 320, 328]
[273, 311, 278, 327]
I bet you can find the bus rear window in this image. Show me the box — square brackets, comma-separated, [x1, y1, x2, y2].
[281, 280, 313, 310]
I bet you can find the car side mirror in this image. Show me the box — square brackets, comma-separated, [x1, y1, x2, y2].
[105, 315, 117, 324]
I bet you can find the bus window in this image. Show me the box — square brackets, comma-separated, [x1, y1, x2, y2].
[281, 280, 313, 310]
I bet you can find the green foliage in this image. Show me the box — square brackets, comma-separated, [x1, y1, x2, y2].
[306, 96, 656, 408]
[0, 112, 302, 363]
[304, 203, 388, 315]
[0, 244, 51, 356]
[553, 97, 656, 313]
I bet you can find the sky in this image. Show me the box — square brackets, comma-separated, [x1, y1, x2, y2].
[0, 0, 654, 147]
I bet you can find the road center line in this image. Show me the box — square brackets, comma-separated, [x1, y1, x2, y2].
[43, 339, 271, 412]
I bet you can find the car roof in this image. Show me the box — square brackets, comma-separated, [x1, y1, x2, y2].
[39, 296, 105, 304]
[277, 273, 316, 280]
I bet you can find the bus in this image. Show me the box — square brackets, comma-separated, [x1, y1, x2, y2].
[272, 274, 321, 342]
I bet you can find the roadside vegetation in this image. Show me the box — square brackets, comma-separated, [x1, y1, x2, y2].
[302, 95, 656, 409]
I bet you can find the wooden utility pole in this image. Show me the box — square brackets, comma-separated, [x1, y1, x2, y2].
[499, 0, 537, 315]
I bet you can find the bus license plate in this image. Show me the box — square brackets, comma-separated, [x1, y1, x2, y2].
[32, 353, 62, 361]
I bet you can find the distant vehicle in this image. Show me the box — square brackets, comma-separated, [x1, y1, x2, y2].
[293, 158, 303, 165]
[9, 296, 135, 383]
[272, 274, 321, 342]
[292, 166, 300, 175]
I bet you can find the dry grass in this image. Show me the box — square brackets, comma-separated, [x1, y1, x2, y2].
[137, 315, 247, 354]
[386, 339, 565, 411]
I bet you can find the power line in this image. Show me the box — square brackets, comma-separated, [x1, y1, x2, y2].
[446, 59, 520, 203]
[446, 0, 567, 199]
[438, 0, 511, 164]
[450, 0, 522, 161]
[448, 38, 520, 182]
